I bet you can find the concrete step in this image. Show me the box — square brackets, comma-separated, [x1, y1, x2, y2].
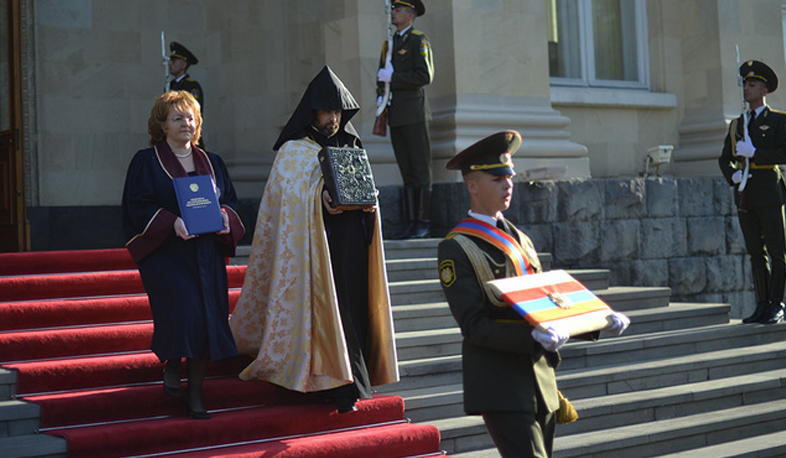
[378, 355, 462, 393]
[562, 367, 786, 435]
[389, 279, 670, 308]
[396, 328, 461, 362]
[428, 416, 495, 456]
[1, 368, 16, 401]
[559, 320, 786, 372]
[0, 400, 41, 437]
[621, 302, 730, 335]
[654, 430, 786, 458]
[434, 393, 786, 457]
[399, 347, 786, 426]
[559, 339, 786, 400]
[398, 383, 464, 422]
[553, 398, 786, 458]
[0, 433, 66, 458]
[392, 302, 455, 333]
[388, 321, 783, 394]
[594, 286, 672, 311]
[381, 238, 442, 260]
[386, 257, 438, 282]
[393, 302, 729, 362]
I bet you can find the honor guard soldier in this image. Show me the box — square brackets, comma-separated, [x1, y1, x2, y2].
[719, 59, 786, 325]
[168, 42, 204, 112]
[438, 131, 629, 458]
[377, 0, 435, 239]
[168, 41, 204, 147]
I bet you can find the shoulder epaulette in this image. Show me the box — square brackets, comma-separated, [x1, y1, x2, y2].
[412, 29, 424, 36]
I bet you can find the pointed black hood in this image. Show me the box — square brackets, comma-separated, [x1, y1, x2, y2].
[273, 66, 361, 151]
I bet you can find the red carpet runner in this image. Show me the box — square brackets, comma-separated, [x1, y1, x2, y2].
[0, 248, 449, 458]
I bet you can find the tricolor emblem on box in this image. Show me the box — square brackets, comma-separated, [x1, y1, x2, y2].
[487, 270, 614, 336]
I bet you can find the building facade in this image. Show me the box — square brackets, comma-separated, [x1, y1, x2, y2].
[2, 0, 785, 253]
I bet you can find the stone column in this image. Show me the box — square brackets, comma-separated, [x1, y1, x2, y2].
[423, 0, 589, 183]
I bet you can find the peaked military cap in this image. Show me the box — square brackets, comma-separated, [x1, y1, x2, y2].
[446, 131, 522, 176]
[740, 60, 778, 93]
[393, 0, 425, 16]
[170, 42, 199, 66]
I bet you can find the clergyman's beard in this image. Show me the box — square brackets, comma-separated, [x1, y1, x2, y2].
[314, 122, 339, 138]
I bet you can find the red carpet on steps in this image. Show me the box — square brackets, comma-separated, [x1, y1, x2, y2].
[0, 249, 455, 458]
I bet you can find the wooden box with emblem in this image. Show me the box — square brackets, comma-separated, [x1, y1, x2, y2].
[318, 146, 378, 210]
[487, 270, 614, 336]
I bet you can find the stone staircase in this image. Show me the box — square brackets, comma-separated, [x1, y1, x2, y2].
[3, 237, 785, 458]
[0, 369, 65, 457]
[369, 238, 786, 458]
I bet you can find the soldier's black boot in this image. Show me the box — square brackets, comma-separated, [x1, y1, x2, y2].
[743, 269, 770, 323]
[392, 186, 415, 239]
[409, 187, 431, 239]
[762, 267, 786, 324]
[761, 302, 785, 324]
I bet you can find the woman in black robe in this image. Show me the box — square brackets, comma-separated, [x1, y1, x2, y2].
[121, 91, 244, 419]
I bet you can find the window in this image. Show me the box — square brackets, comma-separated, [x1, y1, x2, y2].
[547, 0, 649, 89]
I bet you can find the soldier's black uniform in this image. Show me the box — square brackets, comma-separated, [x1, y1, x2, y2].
[719, 60, 786, 324]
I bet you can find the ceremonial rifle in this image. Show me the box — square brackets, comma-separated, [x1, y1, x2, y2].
[372, 0, 394, 136]
[161, 31, 170, 92]
[736, 44, 751, 192]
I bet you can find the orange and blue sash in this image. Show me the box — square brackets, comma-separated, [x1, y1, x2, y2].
[446, 218, 535, 276]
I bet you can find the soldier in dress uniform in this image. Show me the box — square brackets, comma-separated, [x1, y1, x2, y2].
[719, 60, 786, 325]
[167, 42, 204, 147]
[377, 0, 435, 239]
[437, 131, 628, 458]
[168, 42, 203, 111]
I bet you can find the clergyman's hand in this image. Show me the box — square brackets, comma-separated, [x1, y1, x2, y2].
[322, 190, 343, 215]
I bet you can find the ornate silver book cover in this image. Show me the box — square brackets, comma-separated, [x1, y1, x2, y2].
[318, 147, 378, 209]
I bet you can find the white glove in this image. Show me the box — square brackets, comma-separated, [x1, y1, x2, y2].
[377, 67, 393, 83]
[376, 96, 384, 108]
[736, 139, 756, 158]
[532, 326, 570, 352]
[731, 170, 752, 184]
[603, 312, 630, 336]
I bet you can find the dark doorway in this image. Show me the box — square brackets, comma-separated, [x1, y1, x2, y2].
[0, 0, 28, 252]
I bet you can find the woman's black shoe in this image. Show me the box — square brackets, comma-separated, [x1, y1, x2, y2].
[182, 396, 211, 420]
[163, 384, 181, 399]
[163, 361, 182, 398]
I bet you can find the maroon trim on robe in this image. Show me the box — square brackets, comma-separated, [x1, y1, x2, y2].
[216, 205, 246, 257]
[125, 208, 179, 263]
[155, 141, 215, 179]
[125, 142, 218, 263]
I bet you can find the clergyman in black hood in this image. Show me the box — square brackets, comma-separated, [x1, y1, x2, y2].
[230, 66, 400, 414]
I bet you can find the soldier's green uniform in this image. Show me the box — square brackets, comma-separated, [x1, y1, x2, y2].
[377, 0, 434, 238]
[437, 132, 560, 458]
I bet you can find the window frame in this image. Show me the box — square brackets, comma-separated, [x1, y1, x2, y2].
[548, 0, 650, 90]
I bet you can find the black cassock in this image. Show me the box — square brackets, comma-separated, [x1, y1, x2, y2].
[122, 141, 244, 362]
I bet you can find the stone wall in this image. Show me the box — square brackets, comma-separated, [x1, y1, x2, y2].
[423, 176, 754, 319]
[29, 175, 756, 318]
